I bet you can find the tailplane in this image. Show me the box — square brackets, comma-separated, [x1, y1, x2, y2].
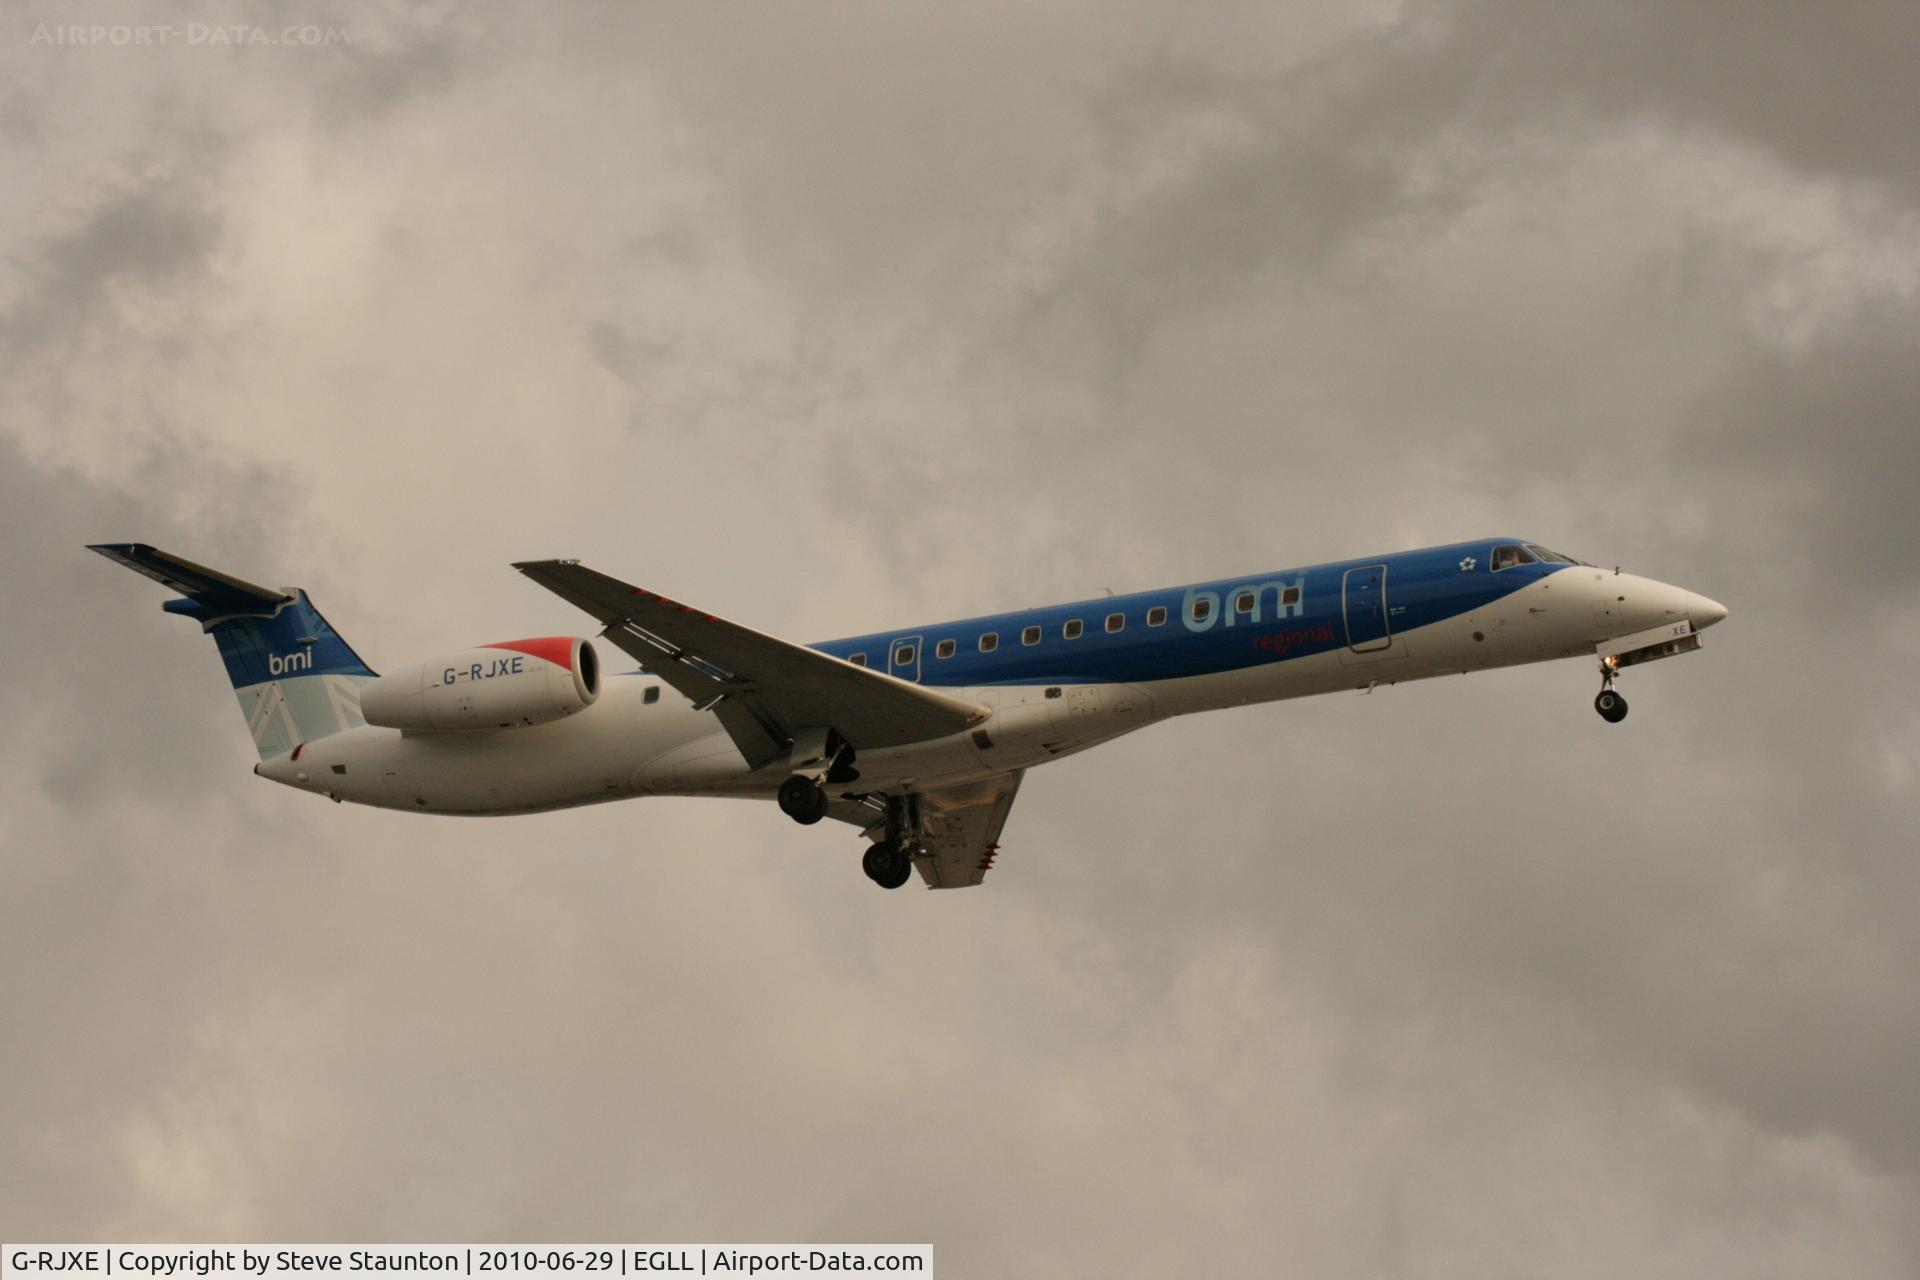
[89, 543, 377, 760]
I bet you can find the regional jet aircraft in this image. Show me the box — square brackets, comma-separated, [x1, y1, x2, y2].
[90, 540, 1726, 889]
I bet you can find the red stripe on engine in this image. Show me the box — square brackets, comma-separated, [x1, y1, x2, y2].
[484, 636, 577, 670]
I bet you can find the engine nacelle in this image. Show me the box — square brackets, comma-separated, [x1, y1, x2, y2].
[359, 637, 601, 733]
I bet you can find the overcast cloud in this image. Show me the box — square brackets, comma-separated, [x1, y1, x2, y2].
[4, 2, 1917, 1275]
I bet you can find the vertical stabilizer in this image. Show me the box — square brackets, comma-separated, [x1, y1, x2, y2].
[89, 543, 378, 760]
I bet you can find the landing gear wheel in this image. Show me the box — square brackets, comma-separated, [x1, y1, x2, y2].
[777, 775, 828, 825]
[862, 841, 913, 890]
[1594, 689, 1628, 723]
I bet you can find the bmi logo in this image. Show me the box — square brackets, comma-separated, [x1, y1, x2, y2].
[268, 647, 314, 676]
[1181, 574, 1307, 631]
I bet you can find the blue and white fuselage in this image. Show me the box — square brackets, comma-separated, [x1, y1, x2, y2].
[91, 537, 1727, 889]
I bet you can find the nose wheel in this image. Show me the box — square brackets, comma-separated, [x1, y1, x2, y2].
[1594, 658, 1629, 723]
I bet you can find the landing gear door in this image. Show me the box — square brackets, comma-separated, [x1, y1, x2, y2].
[887, 634, 923, 684]
[1342, 565, 1391, 652]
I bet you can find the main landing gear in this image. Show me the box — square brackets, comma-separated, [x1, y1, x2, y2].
[778, 732, 859, 826]
[856, 793, 920, 890]
[1594, 657, 1629, 723]
[777, 774, 829, 824]
[862, 840, 913, 890]
[779, 778, 918, 889]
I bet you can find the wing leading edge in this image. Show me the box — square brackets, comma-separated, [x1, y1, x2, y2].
[513, 559, 989, 769]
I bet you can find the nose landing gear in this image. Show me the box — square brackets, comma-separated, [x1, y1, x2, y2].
[1594, 657, 1629, 723]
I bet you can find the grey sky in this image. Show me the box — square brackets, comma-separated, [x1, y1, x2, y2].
[4, 2, 1917, 1274]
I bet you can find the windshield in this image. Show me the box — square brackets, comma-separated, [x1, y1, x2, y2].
[1524, 544, 1585, 565]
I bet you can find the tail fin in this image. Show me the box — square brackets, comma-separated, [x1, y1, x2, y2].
[89, 543, 378, 760]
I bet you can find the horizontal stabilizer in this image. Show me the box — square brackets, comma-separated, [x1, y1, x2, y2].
[89, 543, 290, 613]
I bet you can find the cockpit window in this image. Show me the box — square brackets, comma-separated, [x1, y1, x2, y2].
[1491, 544, 1538, 571]
[1524, 544, 1581, 565]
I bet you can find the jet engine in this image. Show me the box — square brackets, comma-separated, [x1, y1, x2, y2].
[359, 637, 600, 732]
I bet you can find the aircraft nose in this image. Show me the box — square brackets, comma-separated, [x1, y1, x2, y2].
[1689, 593, 1729, 629]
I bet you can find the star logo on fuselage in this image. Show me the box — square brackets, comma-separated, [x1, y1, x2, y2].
[1459, 556, 1478, 571]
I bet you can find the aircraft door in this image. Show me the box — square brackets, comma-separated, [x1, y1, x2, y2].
[1343, 565, 1391, 652]
[887, 634, 923, 683]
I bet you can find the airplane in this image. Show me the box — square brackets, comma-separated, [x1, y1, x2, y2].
[89, 538, 1727, 890]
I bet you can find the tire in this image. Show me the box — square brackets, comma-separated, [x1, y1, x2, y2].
[863, 842, 913, 889]
[1594, 690, 1628, 723]
[778, 775, 827, 824]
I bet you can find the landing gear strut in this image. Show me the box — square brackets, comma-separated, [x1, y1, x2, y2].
[1595, 657, 1629, 723]
[777, 775, 829, 824]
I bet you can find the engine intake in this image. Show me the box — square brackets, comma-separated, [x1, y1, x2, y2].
[359, 636, 601, 732]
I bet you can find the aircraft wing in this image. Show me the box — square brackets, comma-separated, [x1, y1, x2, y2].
[910, 770, 1025, 889]
[513, 560, 989, 770]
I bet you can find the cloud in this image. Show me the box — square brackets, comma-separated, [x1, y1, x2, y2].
[1688, 304, 1920, 592]
[0, 183, 220, 356]
[2, 1, 1917, 1273]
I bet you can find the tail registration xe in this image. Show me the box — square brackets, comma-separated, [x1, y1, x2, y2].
[91, 539, 1726, 890]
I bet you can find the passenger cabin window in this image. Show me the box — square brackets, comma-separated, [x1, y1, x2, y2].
[1282, 586, 1300, 605]
[1147, 606, 1168, 626]
[849, 653, 868, 667]
[1105, 612, 1124, 633]
[1191, 598, 1213, 623]
[1063, 619, 1084, 640]
[1021, 625, 1041, 646]
[894, 644, 916, 665]
[1492, 544, 1538, 571]
[643, 686, 660, 705]
[978, 633, 998, 653]
[1234, 592, 1254, 615]
[936, 639, 956, 659]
